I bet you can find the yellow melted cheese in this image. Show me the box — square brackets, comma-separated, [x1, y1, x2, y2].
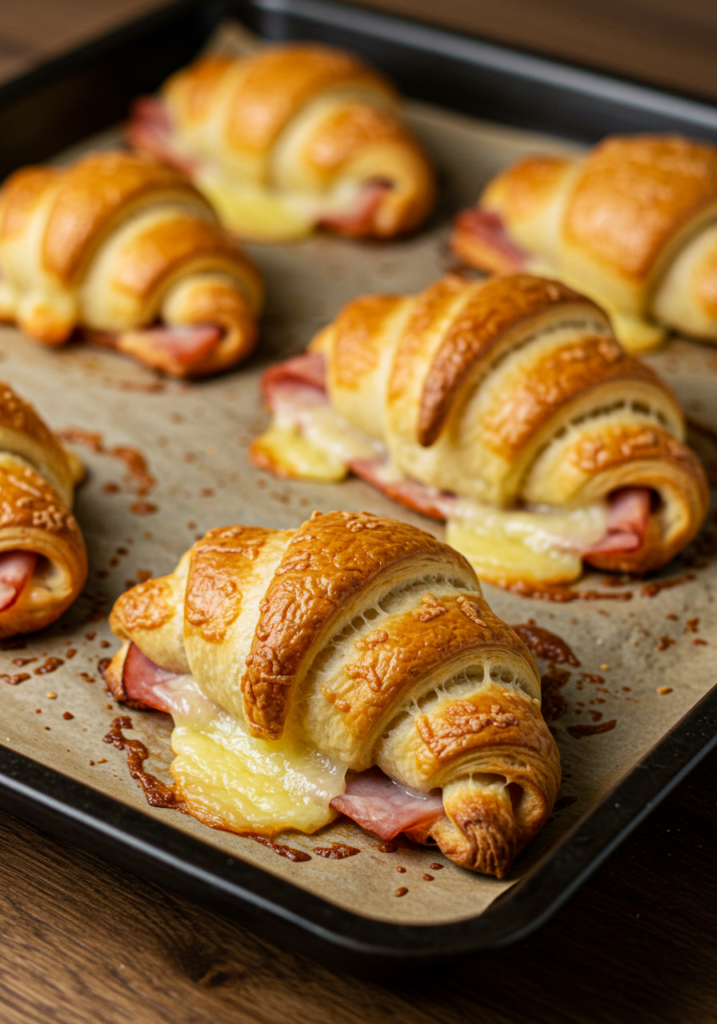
[160, 676, 345, 834]
[255, 403, 610, 586]
[197, 174, 315, 242]
[251, 422, 349, 481]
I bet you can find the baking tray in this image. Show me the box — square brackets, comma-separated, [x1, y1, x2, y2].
[1, 0, 717, 973]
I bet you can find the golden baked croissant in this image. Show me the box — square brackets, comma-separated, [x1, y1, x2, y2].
[451, 134, 717, 353]
[126, 44, 436, 241]
[0, 381, 86, 637]
[105, 510, 560, 878]
[250, 273, 709, 588]
[0, 151, 263, 378]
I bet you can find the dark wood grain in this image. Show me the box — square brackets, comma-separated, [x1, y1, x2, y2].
[2, 744, 716, 1024]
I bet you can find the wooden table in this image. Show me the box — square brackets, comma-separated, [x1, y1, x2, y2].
[1, 2, 717, 1022]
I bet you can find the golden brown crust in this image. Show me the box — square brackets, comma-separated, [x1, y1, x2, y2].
[0, 464, 86, 638]
[108, 511, 560, 876]
[241, 510, 474, 740]
[0, 381, 86, 637]
[565, 135, 717, 282]
[575, 423, 709, 573]
[106, 213, 242, 301]
[482, 334, 666, 459]
[339, 594, 537, 742]
[110, 577, 175, 636]
[0, 151, 263, 376]
[0, 166, 57, 240]
[185, 525, 273, 644]
[694, 245, 717, 318]
[330, 294, 404, 389]
[0, 382, 71, 476]
[301, 102, 411, 173]
[414, 275, 605, 447]
[306, 271, 708, 582]
[165, 55, 236, 126]
[42, 152, 208, 284]
[157, 45, 434, 240]
[415, 687, 554, 773]
[484, 154, 573, 225]
[221, 45, 396, 155]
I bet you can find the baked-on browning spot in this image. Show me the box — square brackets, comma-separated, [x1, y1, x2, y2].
[185, 525, 272, 644]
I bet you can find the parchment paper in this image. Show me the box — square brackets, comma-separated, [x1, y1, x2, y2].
[1, 26, 715, 927]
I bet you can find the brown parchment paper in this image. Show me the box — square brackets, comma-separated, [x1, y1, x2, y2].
[1, 25, 716, 927]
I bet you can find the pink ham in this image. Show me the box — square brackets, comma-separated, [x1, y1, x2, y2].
[94, 323, 223, 369]
[0, 551, 36, 612]
[125, 97, 197, 175]
[350, 457, 451, 521]
[261, 352, 328, 407]
[318, 181, 391, 236]
[454, 207, 527, 270]
[586, 487, 651, 554]
[259, 357, 655, 554]
[330, 768, 445, 840]
[122, 642, 182, 713]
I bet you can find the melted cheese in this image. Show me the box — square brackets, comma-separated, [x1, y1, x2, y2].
[252, 422, 349, 481]
[256, 401, 611, 585]
[197, 173, 314, 241]
[158, 675, 345, 834]
[528, 258, 665, 354]
[445, 500, 607, 585]
[254, 388, 379, 480]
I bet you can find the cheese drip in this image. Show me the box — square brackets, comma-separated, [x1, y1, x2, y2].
[254, 399, 611, 584]
[156, 674, 346, 834]
[197, 169, 377, 242]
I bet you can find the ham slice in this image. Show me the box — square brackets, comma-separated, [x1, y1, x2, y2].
[0, 551, 36, 612]
[126, 97, 196, 175]
[318, 181, 391, 237]
[454, 208, 527, 270]
[93, 323, 223, 369]
[330, 768, 445, 840]
[260, 356, 656, 556]
[350, 458, 451, 521]
[261, 352, 328, 406]
[122, 642, 182, 713]
[586, 487, 651, 554]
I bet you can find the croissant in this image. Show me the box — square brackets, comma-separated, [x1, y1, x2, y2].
[105, 510, 560, 877]
[250, 273, 709, 588]
[126, 44, 436, 241]
[451, 134, 717, 353]
[0, 381, 86, 637]
[0, 151, 263, 378]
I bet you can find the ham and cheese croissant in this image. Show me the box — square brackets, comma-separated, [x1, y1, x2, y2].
[0, 381, 86, 637]
[452, 135, 717, 353]
[0, 151, 263, 378]
[250, 274, 709, 589]
[127, 44, 436, 241]
[105, 510, 560, 878]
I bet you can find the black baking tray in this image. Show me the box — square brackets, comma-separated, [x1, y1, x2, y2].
[1, 0, 717, 973]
